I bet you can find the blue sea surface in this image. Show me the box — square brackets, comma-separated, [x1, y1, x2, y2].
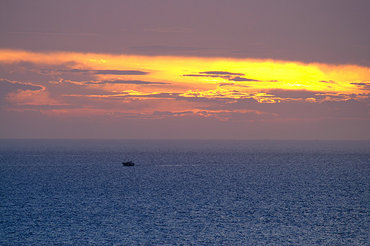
[0, 140, 369, 245]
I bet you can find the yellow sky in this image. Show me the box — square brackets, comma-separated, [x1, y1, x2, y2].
[0, 49, 369, 110]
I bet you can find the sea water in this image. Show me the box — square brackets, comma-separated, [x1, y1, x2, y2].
[0, 139, 369, 245]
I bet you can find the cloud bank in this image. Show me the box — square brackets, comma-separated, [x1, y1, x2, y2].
[0, 49, 369, 139]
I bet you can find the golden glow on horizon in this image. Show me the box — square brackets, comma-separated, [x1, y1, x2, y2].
[0, 49, 369, 116]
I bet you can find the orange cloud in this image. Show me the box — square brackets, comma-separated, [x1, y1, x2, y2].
[0, 49, 369, 120]
[6, 89, 61, 106]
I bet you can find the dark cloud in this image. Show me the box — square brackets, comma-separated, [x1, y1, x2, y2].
[0, 79, 42, 91]
[183, 71, 263, 82]
[0, 79, 43, 99]
[85, 80, 169, 85]
[67, 69, 148, 75]
[125, 93, 180, 99]
[351, 82, 370, 90]
[183, 74, 233, 80]
[199, 71, 244, 76]
[230, 76, 261, 82]
[0, 62, 92, 85]
[86, 92, 181, 100]
[183, 74, 211, 77]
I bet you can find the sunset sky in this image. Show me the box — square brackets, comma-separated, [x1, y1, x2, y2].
[1, 0, 369, 139]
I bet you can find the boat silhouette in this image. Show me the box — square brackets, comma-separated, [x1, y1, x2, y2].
[122, 161, 135, 166]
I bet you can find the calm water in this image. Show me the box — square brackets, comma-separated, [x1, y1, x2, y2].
[0, 140, 369, 245]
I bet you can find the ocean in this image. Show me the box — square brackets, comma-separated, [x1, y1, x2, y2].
[0, 139, 369, 245]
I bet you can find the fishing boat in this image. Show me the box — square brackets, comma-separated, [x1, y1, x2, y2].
[122, 161, 135, 166]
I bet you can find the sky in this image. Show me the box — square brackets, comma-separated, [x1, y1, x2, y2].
[0, 0, 369, 139]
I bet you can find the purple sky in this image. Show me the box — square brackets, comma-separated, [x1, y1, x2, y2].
[0, 0, 369, 139]
[1, 0, 370, 65]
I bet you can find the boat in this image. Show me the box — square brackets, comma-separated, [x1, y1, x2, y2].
[122, 161, 135, 166]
